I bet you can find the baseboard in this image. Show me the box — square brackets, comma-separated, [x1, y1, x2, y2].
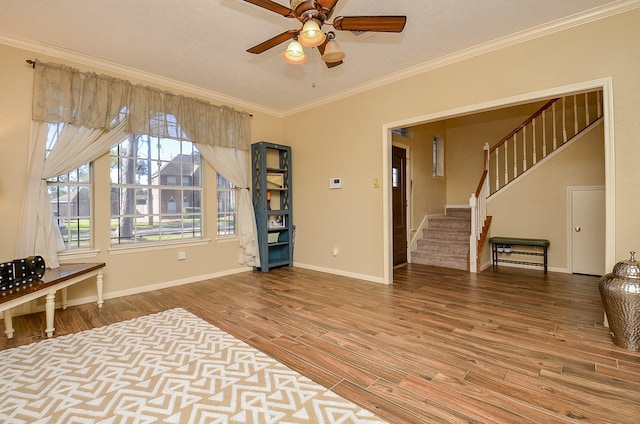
[293, 262, 386, 285]
[11, 266, 254, 316]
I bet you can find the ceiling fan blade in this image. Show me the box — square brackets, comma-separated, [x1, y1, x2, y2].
[243, 0, 294, 17]
[333, 16, 407, 32]
[247, 30, 300, 54]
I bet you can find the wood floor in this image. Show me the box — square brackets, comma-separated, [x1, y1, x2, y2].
[2, 264, 639, 423]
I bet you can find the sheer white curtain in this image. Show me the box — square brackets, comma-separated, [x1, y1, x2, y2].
[17, 121, 128, 268]
[196, 145, 259, 267]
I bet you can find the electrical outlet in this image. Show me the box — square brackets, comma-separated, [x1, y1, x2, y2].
[332, 245, 339, 256]
[178, 251, 186, 260]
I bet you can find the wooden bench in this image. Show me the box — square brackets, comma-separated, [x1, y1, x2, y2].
[489, 237, 550, 273]
[0, 263, 105, 339]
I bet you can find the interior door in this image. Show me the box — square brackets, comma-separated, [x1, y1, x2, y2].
[392, 146, 408, 265]
[571, 187, 605, 275]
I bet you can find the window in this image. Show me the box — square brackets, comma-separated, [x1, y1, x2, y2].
[433, 136, 445, 177]
[392, 127, 413, 138]
[110, 134, 202, 245]
[217, 174, 236, 237]
[46, 123, 91, 250]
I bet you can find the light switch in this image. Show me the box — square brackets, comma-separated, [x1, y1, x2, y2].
[329, 177, 342, 189]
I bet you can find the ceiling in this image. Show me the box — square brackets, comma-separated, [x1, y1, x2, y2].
[0, 0, 630, 115]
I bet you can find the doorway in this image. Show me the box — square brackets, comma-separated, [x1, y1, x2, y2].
[382, 78, 614, 284]
[392, 145, 408, 265]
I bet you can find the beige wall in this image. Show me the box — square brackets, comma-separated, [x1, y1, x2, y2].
[1, 8, 638, 300]
[0, 43, 282, 303]
[284, 8, 639, 280]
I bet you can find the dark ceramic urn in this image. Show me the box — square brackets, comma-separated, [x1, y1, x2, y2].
[598, 251, 640, 350]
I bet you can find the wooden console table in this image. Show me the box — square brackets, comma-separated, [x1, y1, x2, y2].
[0, 263, 105, 339]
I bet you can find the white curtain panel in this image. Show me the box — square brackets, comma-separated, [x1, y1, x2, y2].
[197, 145, 260, 267]
[17, 121, 127, 267]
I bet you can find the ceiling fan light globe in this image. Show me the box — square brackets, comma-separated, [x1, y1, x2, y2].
[283, 40, 307, 64]
[322, 40, 346, 62]
[299, 20, 326, 47]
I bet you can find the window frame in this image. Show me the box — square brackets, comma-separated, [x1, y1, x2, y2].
[216, 173, 237, 238]
[433, 136, 445, 177]
[109, 133, 203, 247]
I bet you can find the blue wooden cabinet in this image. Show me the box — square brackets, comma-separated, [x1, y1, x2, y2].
[251, 142, 293, 272]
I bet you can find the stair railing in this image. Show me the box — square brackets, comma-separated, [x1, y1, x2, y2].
[468, 90, 603, 272]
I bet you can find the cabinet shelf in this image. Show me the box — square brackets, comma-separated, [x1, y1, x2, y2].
[252, 142, 293, 272]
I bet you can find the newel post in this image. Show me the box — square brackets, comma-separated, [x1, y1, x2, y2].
[469, 193, 478, 273]
[484, 142, 490, 171]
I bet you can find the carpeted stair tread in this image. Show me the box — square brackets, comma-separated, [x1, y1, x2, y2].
[417, 238, 469, 255]
[412, 208, 471, 271]
[423, 227, 470, 242]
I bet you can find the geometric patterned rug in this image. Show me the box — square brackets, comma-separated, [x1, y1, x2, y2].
[0, 308, 387, 424]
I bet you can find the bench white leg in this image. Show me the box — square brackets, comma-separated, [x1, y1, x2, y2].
[45, 292, 56, 337]
[61, 287, 68, 310]
[3, 309, 14, 339]
[96, 269, 104, 308]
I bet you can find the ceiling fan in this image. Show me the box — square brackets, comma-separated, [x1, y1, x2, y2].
[242, 0, 407, 67]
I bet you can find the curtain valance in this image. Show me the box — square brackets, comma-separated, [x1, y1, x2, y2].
[32, 60, 251, 150]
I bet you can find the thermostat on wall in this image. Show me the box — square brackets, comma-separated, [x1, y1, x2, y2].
[329, 177, 342, 189]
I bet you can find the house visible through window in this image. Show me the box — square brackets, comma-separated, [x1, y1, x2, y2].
[433, 136, 445, 177]
[46, 123, 91, 250]
[217, 173, 236, 236]
[110, 133, 202, 245]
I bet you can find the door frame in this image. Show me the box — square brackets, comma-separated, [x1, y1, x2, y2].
[567, 185, 606, 274]
[392, 142, 411, 265]
[381, 77, 615, 284]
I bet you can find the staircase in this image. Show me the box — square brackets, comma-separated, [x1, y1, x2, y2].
[412, 207, 471, 270]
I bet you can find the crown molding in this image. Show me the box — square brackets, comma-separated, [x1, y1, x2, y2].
[0, 33, 284, 118]
[282, 0, 640, 117]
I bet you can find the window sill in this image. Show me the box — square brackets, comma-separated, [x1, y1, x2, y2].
[59, 249, 100, 261]
[108, 239, 211, 255]
[216, 235, 239, 244]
